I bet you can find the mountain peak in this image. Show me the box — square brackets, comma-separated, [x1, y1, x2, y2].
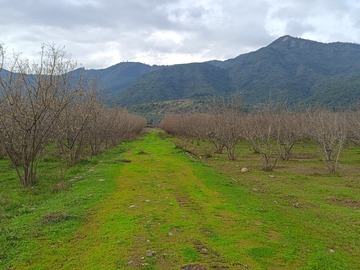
[277, 35, 296, 42]
[270, 35, 298, 44]
[268, 35, 322, 50]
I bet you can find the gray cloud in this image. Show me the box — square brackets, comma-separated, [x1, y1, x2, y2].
[285, 21, 315, 37]
[0, 0, 359, 68]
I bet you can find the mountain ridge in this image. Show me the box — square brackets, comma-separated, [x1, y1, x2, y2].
[2, 35, 360, 111]
[110, 35, 360, 108]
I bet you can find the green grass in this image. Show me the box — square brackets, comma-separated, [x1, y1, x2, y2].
[0, 145, 127, 269]
[0, 130, 359, 269]
[179, 138, 360, 269]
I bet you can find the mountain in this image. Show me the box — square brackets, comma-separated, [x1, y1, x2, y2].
[109, 35, 360, 110]
[118, 62, 235, 106]
[2, 36, 360, 112]
[215, 35, 360, 107]
[80, 62, 161, 105]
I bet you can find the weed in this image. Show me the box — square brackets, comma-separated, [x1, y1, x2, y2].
[182, 247, 199, 261]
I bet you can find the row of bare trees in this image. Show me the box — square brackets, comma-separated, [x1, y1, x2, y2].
[0, 44, 146, 186]
[160, 105, 359, 173]
[56, 100, 146, 165]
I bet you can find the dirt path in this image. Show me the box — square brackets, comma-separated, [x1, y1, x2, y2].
[48, 131, 255, 269]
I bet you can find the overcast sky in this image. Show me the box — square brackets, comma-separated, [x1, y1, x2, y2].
[1, 0, 359, 69]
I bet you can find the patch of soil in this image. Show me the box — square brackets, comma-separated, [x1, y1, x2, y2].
[283, 195, 318, 209]
[174, 193, 204, 213]
[192, 240, 232, 268]
[174, 194, 192, 208]
[326, 197, 360, 209]
[43, 212, 74, 224]
[291, 153, 318, 160]
[193, 240, 212, 255]
[181, 265, 207, 270]
[268, 230, 282, 242]
[116, 159, 132, 163]
[283, 166, 323, 176]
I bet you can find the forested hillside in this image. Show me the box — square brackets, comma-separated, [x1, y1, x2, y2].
[112, 35, 360, 109]
[118, 63, 234, 106]
[3, 36, 360, 111]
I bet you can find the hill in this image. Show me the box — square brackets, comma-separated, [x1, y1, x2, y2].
[218, 35, 360, 107]
[81, 62, 161, 105]
[2, 36, 360, 111]
[118, 62, 234, 106]
[111, 35, 360, 110]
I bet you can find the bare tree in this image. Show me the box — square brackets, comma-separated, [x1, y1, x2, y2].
[347, 109, 360, 146]
[112, 109, 147, 143]
[206, 114, 225, 154]
[160, 114, 185, 137]
[243, 112, 278, 171]
[308, 110, 347, 173]
[274, 112, 306, 160]
[160, 97, 245, 160]
[0, 139, 6, 159]
[208, 98, 243, 160]
[211, 111, 242, 160]
[57, 84, 100, 164]
[86, 103, 108, 156]
[0, 44, 81, 186]
[85, 106, 146, 156]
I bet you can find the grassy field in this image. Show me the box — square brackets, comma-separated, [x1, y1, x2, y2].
[0, 130, 359, 269]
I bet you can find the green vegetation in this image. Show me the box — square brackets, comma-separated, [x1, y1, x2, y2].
[128, 99, 211, 124]
[84, 62, 159, 106]
[114, 35, 360, 110]
[0, 144, 127, 269]
[172, 136, 360, 269]
[1, 130, 359, 269]
[119, 62, 234, 107]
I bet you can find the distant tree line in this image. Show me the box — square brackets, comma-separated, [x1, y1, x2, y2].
[0, 44, 146, 187]
[160, 100, 360, 173]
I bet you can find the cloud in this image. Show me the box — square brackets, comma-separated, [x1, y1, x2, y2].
[0, 0, 359, 68]
[266, 0, 360, 41]
[285, 21, 315, 37]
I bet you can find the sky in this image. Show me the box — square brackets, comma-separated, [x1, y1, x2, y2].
[1, 0, 360, 69]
